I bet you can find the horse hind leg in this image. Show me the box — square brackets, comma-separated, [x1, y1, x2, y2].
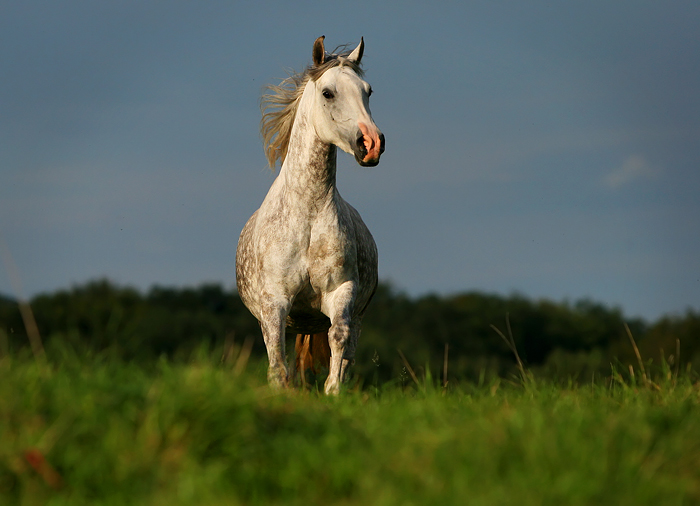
[311, 332, 332, 372]
[295, 332, 331, 386]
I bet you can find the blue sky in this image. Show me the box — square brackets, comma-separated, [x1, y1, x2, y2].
[1, 1, 699, 321]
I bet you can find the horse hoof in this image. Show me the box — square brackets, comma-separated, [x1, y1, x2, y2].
[267, 369, 289, 389]
[324, 379, 341, 395]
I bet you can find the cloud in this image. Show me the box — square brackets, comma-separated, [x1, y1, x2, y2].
[603, 154, 657, 188]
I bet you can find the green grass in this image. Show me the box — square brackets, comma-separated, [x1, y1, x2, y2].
[1, 347, 699, 506]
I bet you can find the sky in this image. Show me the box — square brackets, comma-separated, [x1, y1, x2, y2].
[1, 1, 699, 321]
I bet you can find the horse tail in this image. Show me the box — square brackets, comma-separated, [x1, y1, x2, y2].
[295, 332, 331, 382]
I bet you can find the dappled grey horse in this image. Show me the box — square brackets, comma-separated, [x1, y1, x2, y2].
[236, 36, 385, 394]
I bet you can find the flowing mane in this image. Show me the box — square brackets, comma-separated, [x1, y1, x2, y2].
[260, 48, 364, 169]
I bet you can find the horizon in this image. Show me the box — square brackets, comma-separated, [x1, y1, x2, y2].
[0, 275, 691, 325]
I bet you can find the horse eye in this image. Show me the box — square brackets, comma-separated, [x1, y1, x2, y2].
[322, 89, 334, 100]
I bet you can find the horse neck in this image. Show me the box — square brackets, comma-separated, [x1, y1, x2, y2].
[279, 106, 337, 204]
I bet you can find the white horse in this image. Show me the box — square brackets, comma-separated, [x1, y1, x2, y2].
[236, 36, 385, 394]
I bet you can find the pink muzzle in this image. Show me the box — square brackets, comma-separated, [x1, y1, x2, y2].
[357, 122, 385, 166]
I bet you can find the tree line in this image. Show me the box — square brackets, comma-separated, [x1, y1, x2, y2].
[1, 279, 698, 385]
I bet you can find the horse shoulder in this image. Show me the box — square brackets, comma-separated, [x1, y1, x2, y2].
[339, 199, 377, 254]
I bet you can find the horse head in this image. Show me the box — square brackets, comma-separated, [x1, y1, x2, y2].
[307, 36, 385, 167]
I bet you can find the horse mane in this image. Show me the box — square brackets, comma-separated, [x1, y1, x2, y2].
[260, 47, 365, 169]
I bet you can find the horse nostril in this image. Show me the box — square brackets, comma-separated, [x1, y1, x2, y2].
[379, 133, 385, 154]
[356, 135, 368, 156]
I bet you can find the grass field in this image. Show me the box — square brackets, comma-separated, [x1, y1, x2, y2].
[1, 345, 699, 506]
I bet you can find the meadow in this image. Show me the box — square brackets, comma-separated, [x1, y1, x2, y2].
[1, 342, 699, 506]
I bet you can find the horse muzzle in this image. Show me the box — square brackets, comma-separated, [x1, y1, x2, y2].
[355, 122, 385, 167]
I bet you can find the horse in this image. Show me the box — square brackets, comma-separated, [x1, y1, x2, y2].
[236, 36, 385, 394]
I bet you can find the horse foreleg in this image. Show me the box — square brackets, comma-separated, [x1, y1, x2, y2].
[260, 306, 290, 388]
[323, 281, 363, 395]
[324, 317, 359, 395]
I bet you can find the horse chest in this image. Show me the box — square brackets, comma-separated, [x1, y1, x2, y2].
[307, 222, 353, 286]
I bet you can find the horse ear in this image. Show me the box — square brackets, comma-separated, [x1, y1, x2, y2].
[312, 35, 326, 66]
[347, 37, 364, 64]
